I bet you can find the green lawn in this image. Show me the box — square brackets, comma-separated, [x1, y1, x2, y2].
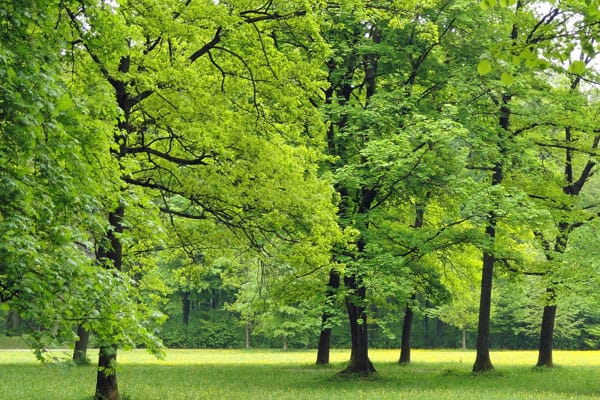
[0, 349, 599, 399]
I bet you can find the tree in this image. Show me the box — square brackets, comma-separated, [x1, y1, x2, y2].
[0, 0, 120, 358]
[483, 0, 600, 368]
[63, 1, 337, 397]
[529, 68, 599, 367]
[318, 0, 480, 374]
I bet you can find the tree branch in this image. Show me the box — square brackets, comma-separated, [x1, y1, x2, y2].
[189, 27, 223, 63]
[127, 146, 210, 166]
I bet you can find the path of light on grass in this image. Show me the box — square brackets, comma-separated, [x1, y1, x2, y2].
[2, 348, 600, 367]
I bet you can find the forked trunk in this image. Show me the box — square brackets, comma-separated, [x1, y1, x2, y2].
[73, 324, 90, 364]
[95, 345, 119, 400]
[340, 275, 375, 376]
[399, 299, 415, 364]
[536, 304, 557, 367]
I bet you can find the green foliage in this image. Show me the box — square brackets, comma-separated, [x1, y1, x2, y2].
[160, 312, 243, 349]
[2, 1, 600, 394]
[0, 0, 119, 353]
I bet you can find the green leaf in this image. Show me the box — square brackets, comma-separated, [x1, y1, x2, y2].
[477, 60, 493, 75]
[569, 60, 586, 75]
[480, 0, 495, 9]
[500, 72, 514, 86]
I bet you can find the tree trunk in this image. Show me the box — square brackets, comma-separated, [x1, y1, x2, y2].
[316, 269, 340, 365]
[462, 327, 467, 351]
[73, 324, 90, 364]
[282, 337, 288, 350]
[245, 322, 251, 349]
[339, 274, 375, 376]
[399, 202, 425, 364]
[399, 296, 415, 364]
[5, 308, 21, 335]
[94, 205, 124, 399]
[181, 291, 190, 325]
[316, 326, 332, 365]
[95, 345, 119, 400]
[536, 303, 557, 367]
[473, 249, 495, 372]
[211, 288, 218, 310]
[535, 229, 565, 368]
[473, 85, 512, 372]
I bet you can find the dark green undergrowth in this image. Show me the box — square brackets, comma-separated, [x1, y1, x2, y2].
[0, 351, 599, 399]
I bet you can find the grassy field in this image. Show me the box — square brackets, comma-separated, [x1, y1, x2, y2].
[1, 348, 599, 399]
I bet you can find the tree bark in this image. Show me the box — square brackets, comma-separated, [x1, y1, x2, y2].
[399, 203, 425, 364]
[473, 248, 495, 372]
[5, 308, 21, 335]
[95, 345, 119, 400]
[95, 205, 124, 399]
[316, 269, 340, 365]
[316, 325, 332, 365]
[181, 291, 191, 325]
[473, 81, 512, 372]
[339, 274, 375, 376]
[535, 230, 566, 368]
[399, 295, 415, 364]
[73, 324, 90, 364]
[536, 303, 557, 367]
[245, 322, 251, 349]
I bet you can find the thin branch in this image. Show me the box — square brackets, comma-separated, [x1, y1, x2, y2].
[213, 45, 259, 114]
[127, 146, 209, 166]
[240, 10, 306, 24]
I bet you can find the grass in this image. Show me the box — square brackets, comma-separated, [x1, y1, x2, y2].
[1, 349, 599, 399]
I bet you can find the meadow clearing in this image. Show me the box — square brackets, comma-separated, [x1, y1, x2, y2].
[0, 348, 599, 399]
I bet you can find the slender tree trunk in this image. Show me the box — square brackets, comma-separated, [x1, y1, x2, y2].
[399, 202, 425, 364]
[473, 85, 513, 372]
[473, 248, 495, 372]
[536, 293, 557, 367]
[73, 324, 90, 364]
[211, 288, 218, 309]
[536, 229, 567, 368]
[399, 296, 415, 364]
[340, 274, 375, 375]
[245, 323, 251, 349]
[316, 269, 340, 365]
[95, 345, 119, 400]
[462, 327, 467, 350]
[181, 291, 191, 325]
[282, 337, 288, 350]
[6, 308, 21, 335]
